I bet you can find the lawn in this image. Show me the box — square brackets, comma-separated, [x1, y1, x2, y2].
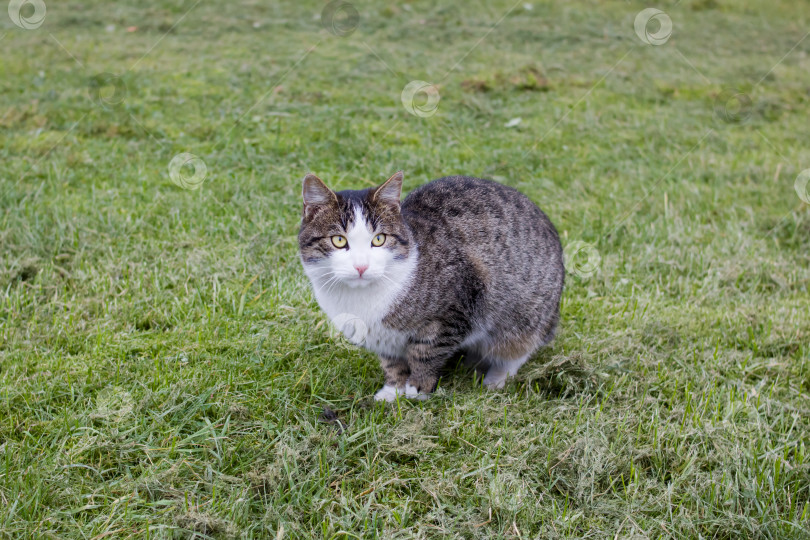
[1, 0, 809, 537]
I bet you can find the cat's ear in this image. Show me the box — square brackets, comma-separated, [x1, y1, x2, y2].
[302, 173, 336, 218]
[373, 171, 404, 206]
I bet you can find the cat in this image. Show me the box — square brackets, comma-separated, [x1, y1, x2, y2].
[298, 171, 564, 401]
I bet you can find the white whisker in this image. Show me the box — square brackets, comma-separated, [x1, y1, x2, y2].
[315, 274, 341, 294]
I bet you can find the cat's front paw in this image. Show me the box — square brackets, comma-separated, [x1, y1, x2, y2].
[374, 385, 405, 402]
[404, 382, 430, 401]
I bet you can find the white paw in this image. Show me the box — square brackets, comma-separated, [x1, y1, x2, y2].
[483, 369, 508, 390]
[404, 383, 430, 401]
[374, 385, 404, 402]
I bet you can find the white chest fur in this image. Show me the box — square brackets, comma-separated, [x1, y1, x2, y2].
[315, 283, 410, 357]
[304, 251, 418, 359]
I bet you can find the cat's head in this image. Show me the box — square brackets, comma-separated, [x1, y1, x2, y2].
[298, 171, 413, 289]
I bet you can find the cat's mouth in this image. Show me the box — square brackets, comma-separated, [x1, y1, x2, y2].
[344, 275, 373, 288]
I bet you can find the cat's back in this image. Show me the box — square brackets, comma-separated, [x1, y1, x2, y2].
[401, 176, 561, 257]
[402, 175, 527, 214]
[393, 175, 564, 348]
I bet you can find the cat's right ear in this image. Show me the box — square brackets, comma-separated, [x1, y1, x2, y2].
[372, 171, 404, 207]
[302, 173, 336, 220]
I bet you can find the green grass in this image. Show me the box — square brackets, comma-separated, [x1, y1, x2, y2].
[2, 0, 810, 537]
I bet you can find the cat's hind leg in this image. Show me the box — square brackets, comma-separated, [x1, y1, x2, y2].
[479, 335, 541, 389]
[482, 354, 530, 389]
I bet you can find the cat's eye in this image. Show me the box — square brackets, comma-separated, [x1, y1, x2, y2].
[331, 235, 348, 248]
[371, 234, 386, 247]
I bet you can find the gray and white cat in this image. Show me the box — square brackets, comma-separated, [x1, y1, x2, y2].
[298, 171, 564, 401]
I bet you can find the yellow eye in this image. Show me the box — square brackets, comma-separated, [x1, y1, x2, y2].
[331, 235, 347, 248]
[371, 233, 386, 247]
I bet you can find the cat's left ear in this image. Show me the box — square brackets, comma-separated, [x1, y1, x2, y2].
[302, 173, 337, 220]
[373, 171, 404, 206]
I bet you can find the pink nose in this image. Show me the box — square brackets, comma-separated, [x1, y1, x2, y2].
[355, 265, 368, 277]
